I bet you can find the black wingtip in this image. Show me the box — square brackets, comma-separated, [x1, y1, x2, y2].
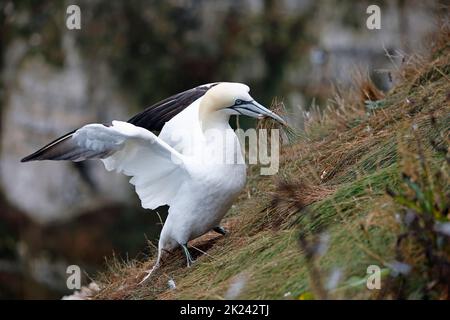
[20, 130, 78, 164]
[21, 153, 38, 163]
[21, 147, 49, 162]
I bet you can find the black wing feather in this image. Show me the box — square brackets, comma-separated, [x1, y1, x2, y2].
[127, 83, 218, 131]
[20, 124, 113, 163]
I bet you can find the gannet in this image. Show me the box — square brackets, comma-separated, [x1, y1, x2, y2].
[21, 82, 286, 282]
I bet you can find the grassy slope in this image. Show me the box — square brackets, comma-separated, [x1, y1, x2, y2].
[93, 32, 449, 300]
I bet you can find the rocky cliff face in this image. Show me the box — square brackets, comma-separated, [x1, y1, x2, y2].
[1, 33, 132, 224]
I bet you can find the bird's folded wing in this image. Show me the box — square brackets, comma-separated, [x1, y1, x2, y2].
[22, 120, 187, 210]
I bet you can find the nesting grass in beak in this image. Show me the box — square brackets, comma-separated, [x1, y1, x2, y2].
[257, 97, 300, 145]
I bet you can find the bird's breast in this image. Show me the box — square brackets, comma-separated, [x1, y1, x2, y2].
[164, 160, 246, 243]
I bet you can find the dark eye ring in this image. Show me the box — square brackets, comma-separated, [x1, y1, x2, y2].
[235, 99, 243, 105]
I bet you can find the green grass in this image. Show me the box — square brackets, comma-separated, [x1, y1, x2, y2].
[298, 165, 399, 231]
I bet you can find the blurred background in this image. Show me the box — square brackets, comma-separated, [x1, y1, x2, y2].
[0, 0, 446, 299]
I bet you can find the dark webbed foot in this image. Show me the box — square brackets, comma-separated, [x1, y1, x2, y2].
[181, 243, 195, 267]
[213, 226, 228, 236]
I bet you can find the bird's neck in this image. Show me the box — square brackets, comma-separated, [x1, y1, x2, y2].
[200, 111, 231, 132]
[196, 102, 244, 164]
[199, 111, 244, 165]
[199, 95, 231, 132]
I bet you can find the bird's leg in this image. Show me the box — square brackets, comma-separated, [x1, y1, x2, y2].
[213, 226, 228, 236]
[181, 243, 195, 267]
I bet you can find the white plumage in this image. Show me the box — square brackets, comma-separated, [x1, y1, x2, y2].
[21, 82, 285, 283]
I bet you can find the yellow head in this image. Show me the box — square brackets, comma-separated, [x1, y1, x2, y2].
[199, 82, 286, 125]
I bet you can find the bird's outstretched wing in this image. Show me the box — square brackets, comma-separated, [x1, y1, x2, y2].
[21, 121, 187, 209]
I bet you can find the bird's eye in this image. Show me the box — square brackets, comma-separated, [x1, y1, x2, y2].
[235, 99, 243, 105]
